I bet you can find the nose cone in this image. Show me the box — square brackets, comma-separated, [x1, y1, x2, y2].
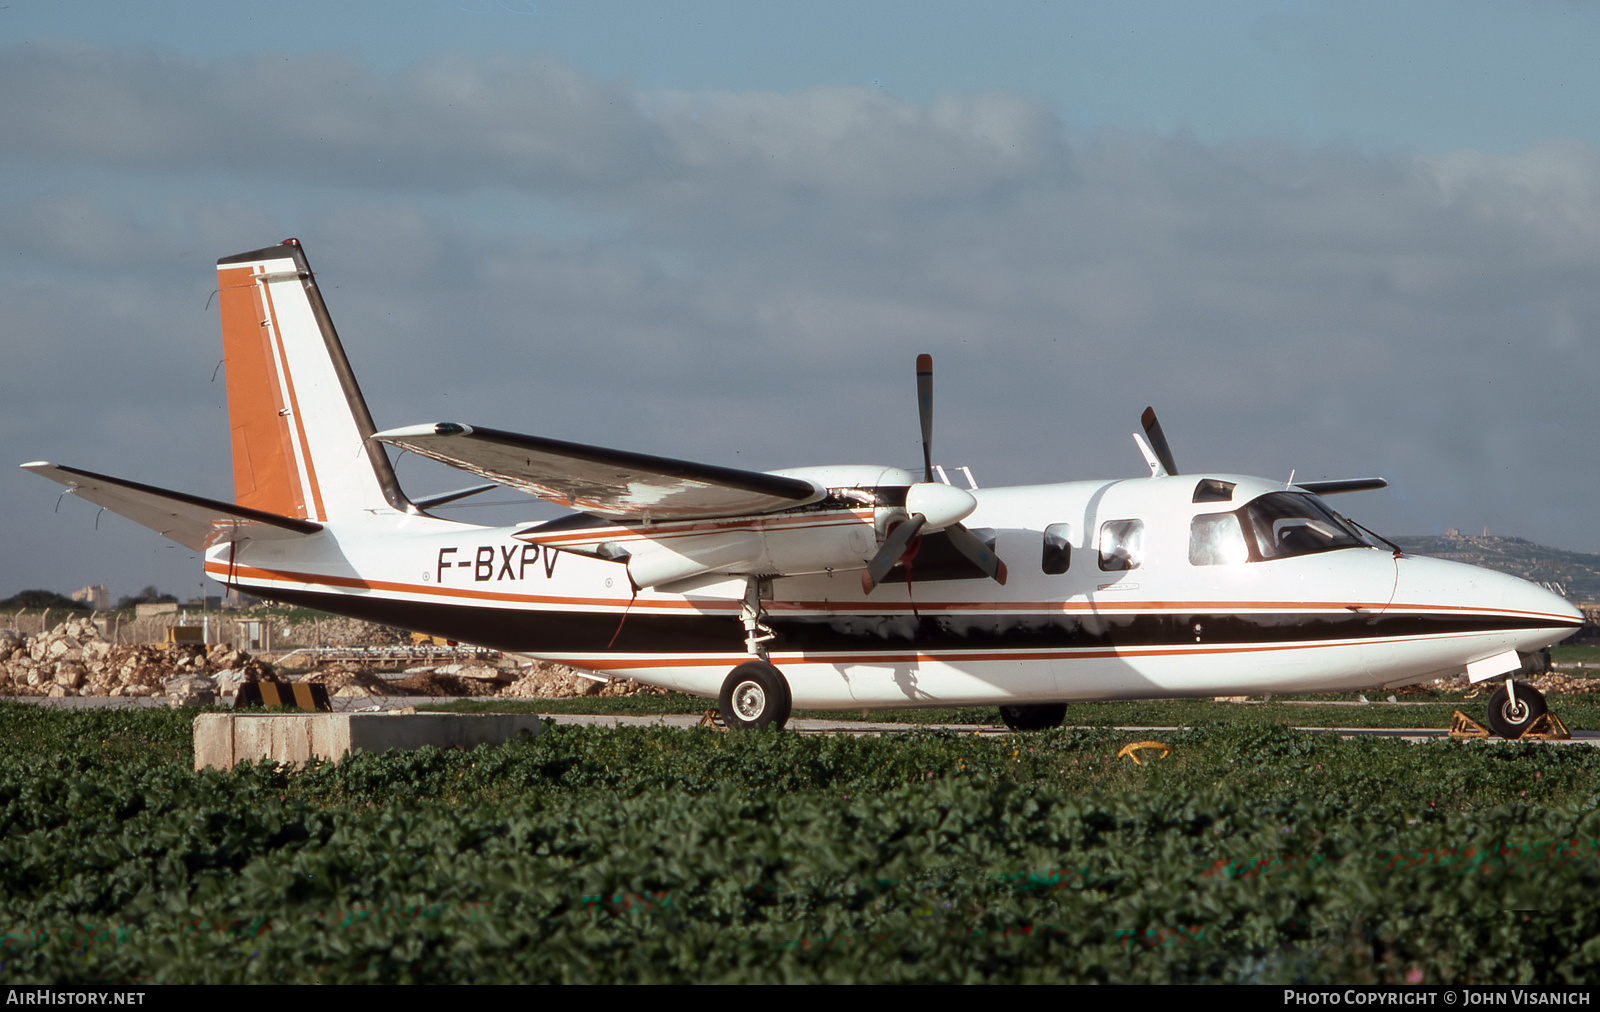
[1395, 554, 1583, 652]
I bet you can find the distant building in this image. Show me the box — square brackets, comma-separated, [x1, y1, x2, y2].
[71, 585, 109, 610]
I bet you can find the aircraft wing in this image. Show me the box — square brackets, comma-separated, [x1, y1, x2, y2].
[372, 423, 825, 519]
[22, 462, 323, 552]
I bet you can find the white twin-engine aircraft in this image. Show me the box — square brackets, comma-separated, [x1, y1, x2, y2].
[25, 240, 1584, 737]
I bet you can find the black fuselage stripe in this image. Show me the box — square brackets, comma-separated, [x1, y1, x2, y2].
[239, 583, 1574, 656]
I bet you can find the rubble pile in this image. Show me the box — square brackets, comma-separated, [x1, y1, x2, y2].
[310, 661, 668, 699]
[0, 618, 274, 699]
[2, 618, 673, 703]
[295, 662, 409, 699]
[1400, 670, 1600, 697]
[499, 660, 668, 699]
[275, 617, 407, 647]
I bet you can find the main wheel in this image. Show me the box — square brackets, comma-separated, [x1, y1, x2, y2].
[998, 703, 1067, 732]
[1486, 681, 1547, 739]
[718, 661, 792, 731]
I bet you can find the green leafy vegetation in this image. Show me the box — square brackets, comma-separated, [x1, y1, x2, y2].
[4, 702, 1600, 984]
[426, 692, 1600, 732]
[112, 586, 177, 610]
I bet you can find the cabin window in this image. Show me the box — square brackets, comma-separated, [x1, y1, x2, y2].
[1098, 519, 1143, 572]
[1042, 524, 1072, 574]
[1189, 512, 1249, 566]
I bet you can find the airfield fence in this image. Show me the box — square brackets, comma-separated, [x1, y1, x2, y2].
[2, 609, 315, 651]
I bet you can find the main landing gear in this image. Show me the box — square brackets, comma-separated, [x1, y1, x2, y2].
[717, 578, 793, 731]
[719, 659, 792, 731]
[998, 703, 1067, 732]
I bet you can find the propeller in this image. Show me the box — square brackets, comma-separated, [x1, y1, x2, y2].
[860, 514, 926, 592]
[917, 353, 934, 481]
[1139, 406, 1179, 477]
[861, 354, 1009, 593]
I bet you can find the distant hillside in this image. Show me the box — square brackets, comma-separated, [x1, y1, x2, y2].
[1392, 534, 1600, 602]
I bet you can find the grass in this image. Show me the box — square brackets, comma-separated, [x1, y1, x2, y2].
[8, 702, 1600, 983]
[1552, 644, 1600, 664]
[419, 690, 1600, 732]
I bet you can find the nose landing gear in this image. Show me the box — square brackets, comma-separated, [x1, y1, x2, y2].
[1486, 679, 1548, 740]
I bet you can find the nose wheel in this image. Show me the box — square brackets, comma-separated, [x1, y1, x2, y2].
[1486, 680, 1547, 739]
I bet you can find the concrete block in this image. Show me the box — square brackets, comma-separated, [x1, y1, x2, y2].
[194, 712, 545, 770]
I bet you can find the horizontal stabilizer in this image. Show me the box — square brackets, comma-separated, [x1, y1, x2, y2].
[1297, 477, 1389, 496]
[22, 462, 322, 552]
[373, 423, 824, 520]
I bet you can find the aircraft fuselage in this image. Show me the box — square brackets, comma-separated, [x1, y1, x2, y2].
[204, 472, 1580, 710]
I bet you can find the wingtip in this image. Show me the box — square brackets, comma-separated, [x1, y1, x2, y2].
[372, 422, 474, 442]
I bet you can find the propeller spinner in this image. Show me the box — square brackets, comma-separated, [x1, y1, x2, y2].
[861, 354, 1009, 593]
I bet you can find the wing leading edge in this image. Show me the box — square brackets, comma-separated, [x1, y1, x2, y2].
[373, 423, 825, 520]
[22, 462, 322, 552]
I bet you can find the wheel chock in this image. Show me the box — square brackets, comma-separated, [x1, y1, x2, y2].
[234, 679, 331, 712]
[1449, 710, 1491, 738]
[698, 709, 727, 731]
[1522, 712, 1571, 740]
[1117, 740, 1172, 765]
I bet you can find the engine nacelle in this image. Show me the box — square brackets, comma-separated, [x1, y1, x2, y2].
[623, 518, 877, 591]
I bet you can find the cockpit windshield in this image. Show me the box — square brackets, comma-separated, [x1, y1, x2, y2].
[1190, 491, 1368, 565]
[1242, 492, 1366, 559]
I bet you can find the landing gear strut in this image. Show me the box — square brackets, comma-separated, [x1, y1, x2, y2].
[740, 577, 775, 659]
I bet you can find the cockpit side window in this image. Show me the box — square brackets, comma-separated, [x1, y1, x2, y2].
[1190, 512, 1249, 566]
[1042, 523, 1072, 574]
[1192, 479, 1236, 503]
[1099, 519, 1143, 572]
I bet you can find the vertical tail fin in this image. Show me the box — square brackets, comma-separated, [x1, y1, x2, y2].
[216, 240, 414, 521]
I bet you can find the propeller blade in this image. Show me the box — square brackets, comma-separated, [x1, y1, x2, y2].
[945, 523, 1008, 585]
[1140, 406, 1179, 476]
[861, 515, 926, 594]
[916, 353, 934, 482]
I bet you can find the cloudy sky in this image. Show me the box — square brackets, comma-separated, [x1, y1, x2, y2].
[4, 1, 1600, 602]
